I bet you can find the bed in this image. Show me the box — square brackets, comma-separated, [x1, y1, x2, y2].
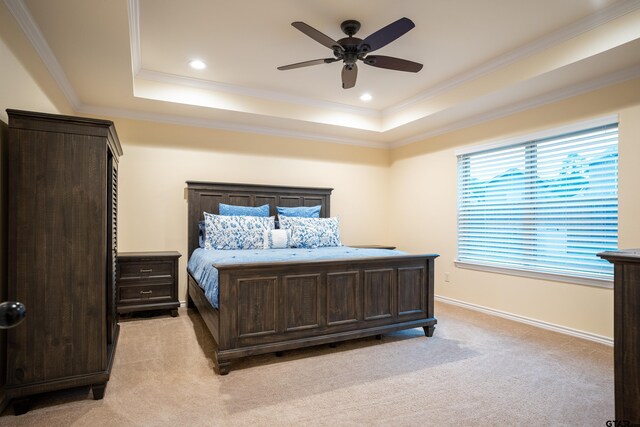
[186, 181, 438, 374]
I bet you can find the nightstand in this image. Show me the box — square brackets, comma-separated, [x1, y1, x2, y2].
[349, 245, 397, 250]
[117, 251, 181, 317]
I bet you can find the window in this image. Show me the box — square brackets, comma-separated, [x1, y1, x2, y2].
[456, 118, 618, 285]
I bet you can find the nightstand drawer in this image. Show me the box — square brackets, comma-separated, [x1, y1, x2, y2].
[119, 283, 174, 304]
[119, 261, 173, 280]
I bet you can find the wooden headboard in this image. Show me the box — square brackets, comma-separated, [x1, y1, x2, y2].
[186, 181, 333, 257]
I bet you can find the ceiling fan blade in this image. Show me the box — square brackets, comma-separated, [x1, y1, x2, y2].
[278, 58, 339, 70]
[341, 64, 357, 89]
[363, 55, 423, 72]
[358, 17, 415, 53]
[292, 22, 344, 52]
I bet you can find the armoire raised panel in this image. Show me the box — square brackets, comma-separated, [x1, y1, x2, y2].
[5, 110, 122, 415]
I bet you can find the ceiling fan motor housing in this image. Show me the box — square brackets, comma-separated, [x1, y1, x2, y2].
[340, 20, 361, 36]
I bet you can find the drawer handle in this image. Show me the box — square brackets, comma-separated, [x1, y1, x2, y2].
[140, 269, 153, 273]
[139, 290, 153, 295]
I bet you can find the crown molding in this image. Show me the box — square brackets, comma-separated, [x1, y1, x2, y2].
[383, 0, 640, 117]
[127, 0, 141, 75]
[76, 104, 388, 149]
[4, 0, 80, 108]
[390, 64, 640, 148]
[135, 69, 381, 118]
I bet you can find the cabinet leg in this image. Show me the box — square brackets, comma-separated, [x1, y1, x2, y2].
[92, 383, 107, 400]
[216, 352, 231, 375]
[423, 326, 435, 337]
[171, 309, 178, 317]
[217, 361, 231, 375]
[12, 397, 30, 416]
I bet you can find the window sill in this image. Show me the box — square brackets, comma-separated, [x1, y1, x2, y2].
[454, 260, 613, 289]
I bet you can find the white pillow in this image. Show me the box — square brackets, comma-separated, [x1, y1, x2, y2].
[263, 229, 292, 249]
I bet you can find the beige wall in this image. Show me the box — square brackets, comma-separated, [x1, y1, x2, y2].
[113, 118, 391, 302]
[0, 3, 71, 120]
[390, 78, 640, 339]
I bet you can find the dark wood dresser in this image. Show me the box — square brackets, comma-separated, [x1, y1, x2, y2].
[5, 110, 122, 415]
[598, 249, 640, 426]
[117, 251, 181, 317]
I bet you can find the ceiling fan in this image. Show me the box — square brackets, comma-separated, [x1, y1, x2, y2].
[277, 17, 423, 89]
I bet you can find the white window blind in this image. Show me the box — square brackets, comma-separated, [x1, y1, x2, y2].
[457, 122, 618, 282]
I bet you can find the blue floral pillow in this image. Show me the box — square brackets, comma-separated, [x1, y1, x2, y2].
[290, 224, 321, 249]
[276, 205, 321, 218]
[204, 212, 275, 250]
[279, 216, 341, 248]
[219, 203, 270, 217]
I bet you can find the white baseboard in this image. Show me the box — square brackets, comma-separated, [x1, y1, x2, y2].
[435, 295, 613, 347]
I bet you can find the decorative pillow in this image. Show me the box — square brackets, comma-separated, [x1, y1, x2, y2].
[279, 216, 341, 248]
[276, 205, 321, 218]
[289, 223, 321, 249]
[219, 203, 270, 217]
[263, 229, 292, 249]
[204, 212, 275, 250]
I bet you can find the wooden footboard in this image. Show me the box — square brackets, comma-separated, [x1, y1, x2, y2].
[188, 254, 437, 374]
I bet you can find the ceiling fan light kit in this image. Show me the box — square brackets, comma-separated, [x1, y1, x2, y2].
[278, 17, 423, 89]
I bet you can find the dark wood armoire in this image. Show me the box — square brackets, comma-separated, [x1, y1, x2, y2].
[5, 110, 122, 415]
[598, 249, 640, 426]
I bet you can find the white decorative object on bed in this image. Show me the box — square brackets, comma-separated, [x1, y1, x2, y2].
[263, 229, 292, 249]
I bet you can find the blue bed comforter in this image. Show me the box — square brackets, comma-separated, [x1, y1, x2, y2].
[187, 246, 407, 308]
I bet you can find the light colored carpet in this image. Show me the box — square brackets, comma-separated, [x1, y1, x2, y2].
[0, 301, 614, 426]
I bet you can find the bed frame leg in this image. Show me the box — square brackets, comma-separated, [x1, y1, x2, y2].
[423, 326, 435, 337]
[187, 293, 195, 308]
[12, 397, 30, 415]
[92, 382, 107, 400]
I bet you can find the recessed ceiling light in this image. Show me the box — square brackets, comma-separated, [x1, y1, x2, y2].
[189, 59, 206, 70]
[360, 93, 372, 101]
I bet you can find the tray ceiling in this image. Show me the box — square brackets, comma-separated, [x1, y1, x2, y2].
[6, 0, 640, 147]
